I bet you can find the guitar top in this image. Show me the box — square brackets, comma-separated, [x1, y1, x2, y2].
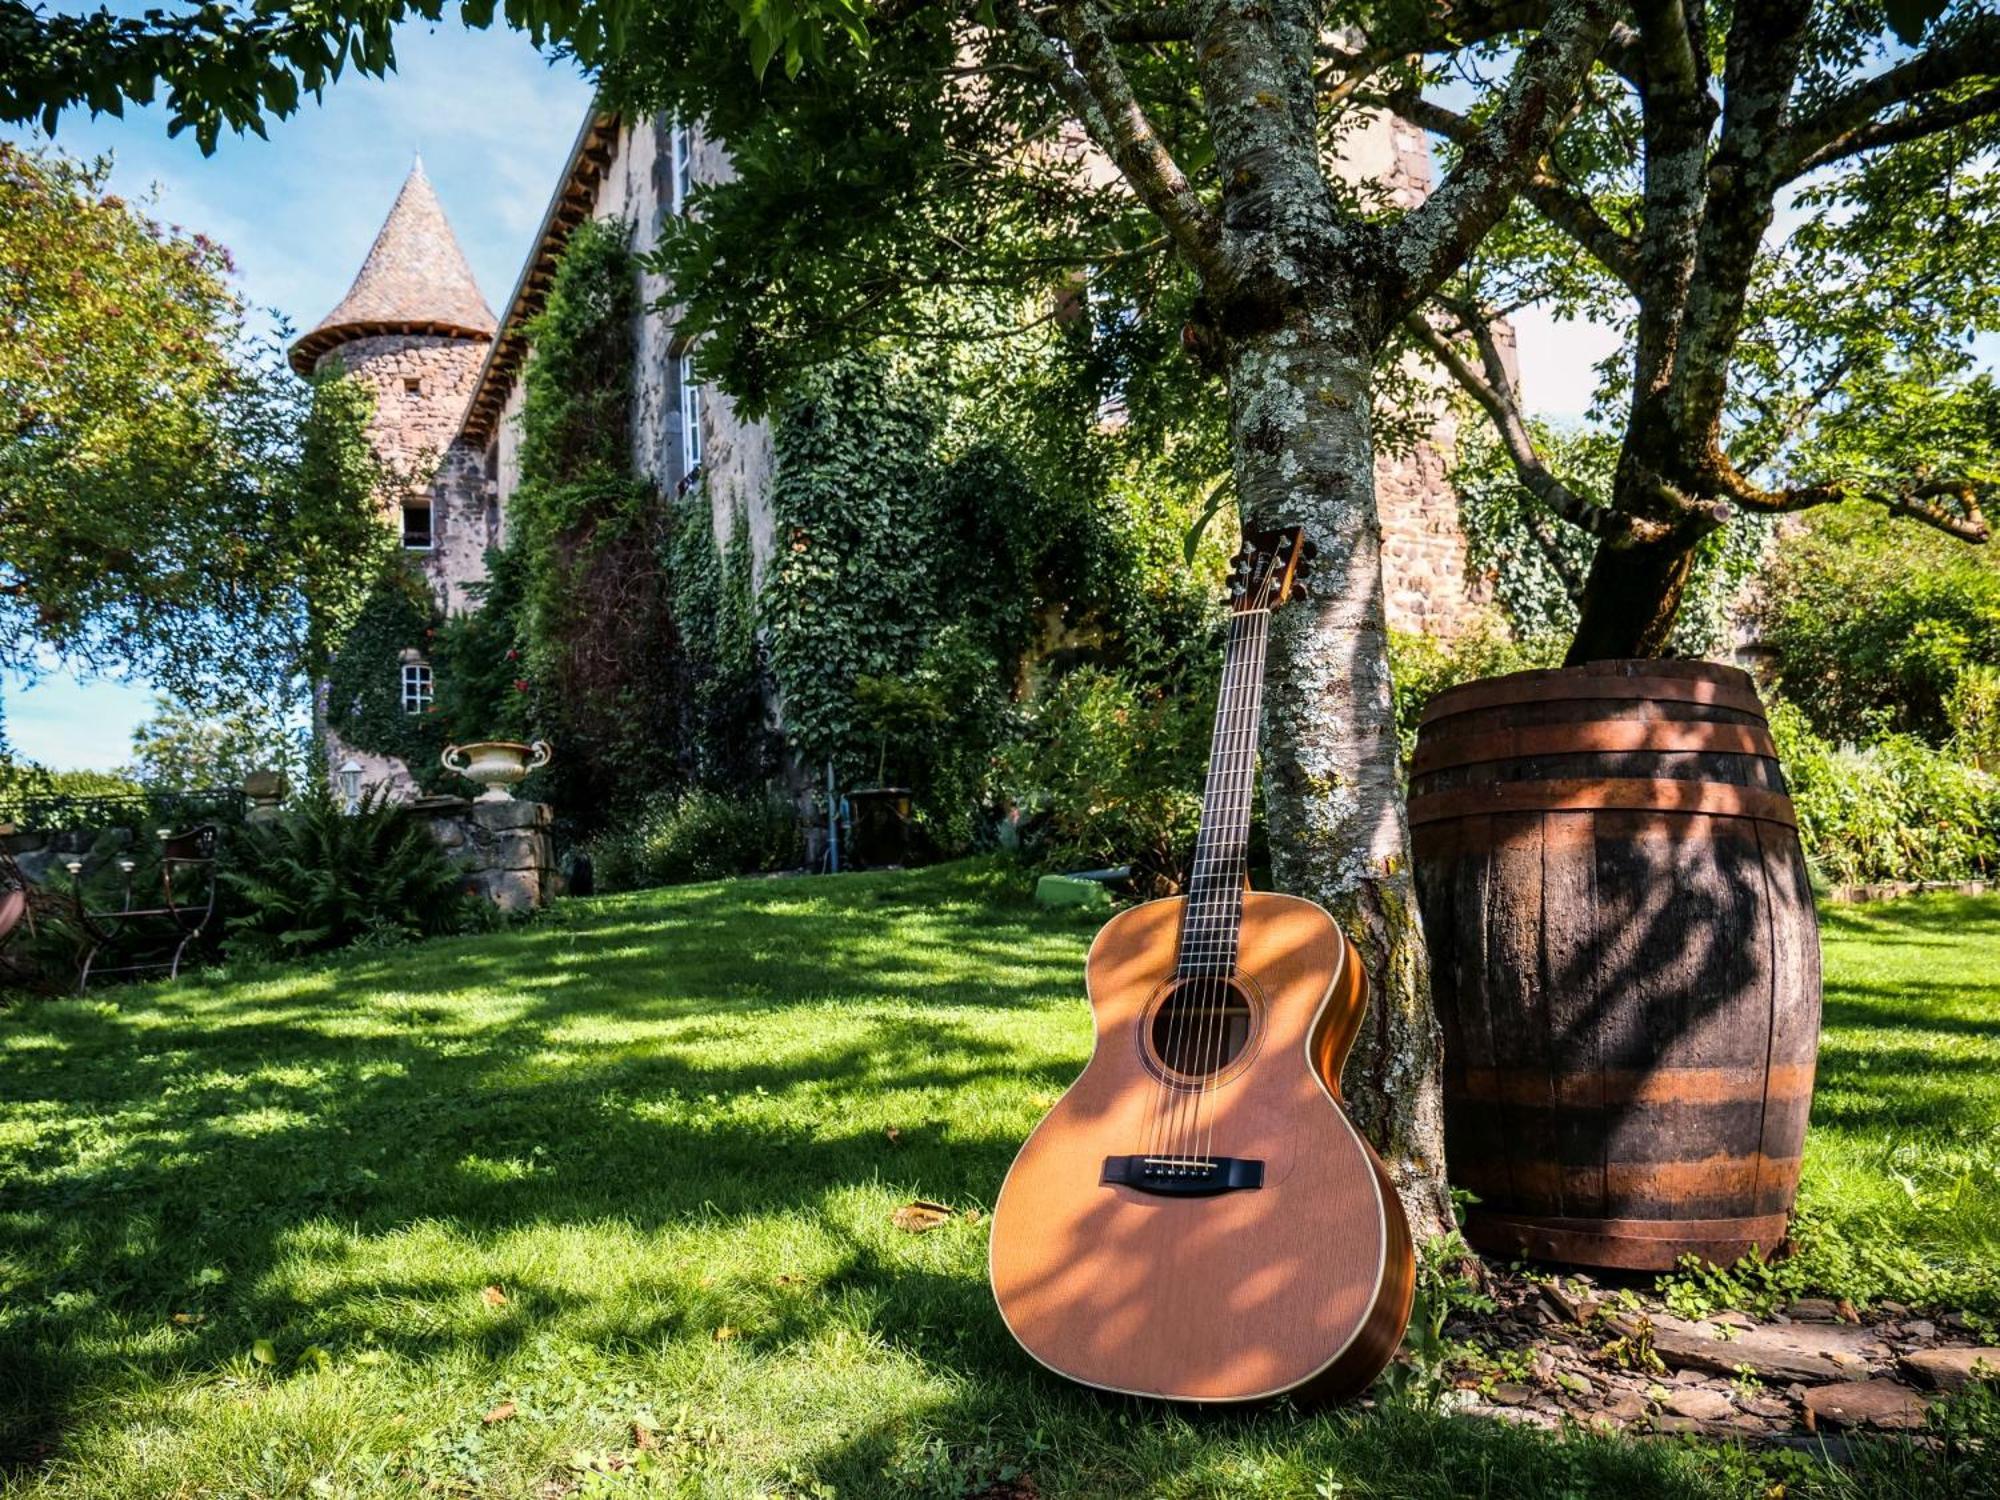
[988, 527, 1415, 1405]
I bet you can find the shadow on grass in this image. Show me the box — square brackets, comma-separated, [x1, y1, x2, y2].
[0, 865, 1096, 1469]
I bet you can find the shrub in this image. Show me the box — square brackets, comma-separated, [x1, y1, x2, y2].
[1768, 702, 2000, 887]
[1387, 619, 1565, 767]
[997, 666, 1209, 896]
[221, 783, 476, 959]
[589, 789, 802, 890]
[1751, 507, 2000, 746]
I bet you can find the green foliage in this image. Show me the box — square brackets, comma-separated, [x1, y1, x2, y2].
[220, 782, 472, 959]
[1452, 422, 1772, 659]
[322, 568, 449, 792]
[0, 142, 391, 731]
[1386, 619, 1565, 766]
[664, 503, 774, 790]
[587, 788, 801, 890]
[430, 544, 534, 747]
[763, 354, 941, 775]
[996, 665, 1210, 895]
[125, 696, 294, 791]
[1769, 701, 2000, 888]
[0, 760, 144, 820]
[1753, 508, 2000, 747]
[498, 218, 682, 827]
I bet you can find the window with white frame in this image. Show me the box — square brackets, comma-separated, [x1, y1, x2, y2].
[400, 662, 433, 715]
[670, 121, 694, 214]
[401, 499, 433, 550]
[679, 354, 704, 476]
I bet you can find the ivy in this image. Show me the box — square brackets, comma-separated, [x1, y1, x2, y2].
[323, 564, 450, 791]
[666, 501, 775, 789]
[763, 354, 941, 775]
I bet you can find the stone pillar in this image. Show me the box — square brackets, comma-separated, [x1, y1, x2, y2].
[242, 769, 288, 825]
[413, 796, 557, 913]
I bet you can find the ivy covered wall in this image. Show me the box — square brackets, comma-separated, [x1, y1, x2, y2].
[329, 213, 1235, 866]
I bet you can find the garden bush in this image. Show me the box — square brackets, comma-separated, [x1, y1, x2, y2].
[997, 666, 1210, 896]
[1769, 702, 2000, 887]
[221, 783, 477, 959]
[1387, 619, 1564, 767]
[1752, 508, 2000, 747]
[589, 789, 802, 890]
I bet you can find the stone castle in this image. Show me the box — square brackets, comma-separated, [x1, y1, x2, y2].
[294, 111, 1487, 797]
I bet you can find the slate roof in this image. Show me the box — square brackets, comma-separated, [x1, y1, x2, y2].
[290, 158, 497, 374]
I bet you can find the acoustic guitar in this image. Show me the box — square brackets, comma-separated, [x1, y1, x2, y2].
[990, 526, 1415, 1405]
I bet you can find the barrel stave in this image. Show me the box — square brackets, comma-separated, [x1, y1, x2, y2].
[1408, 661, 1822, 1270]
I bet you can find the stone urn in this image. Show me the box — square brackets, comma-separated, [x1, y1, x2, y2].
[242, 768, 288, 823]
[441, 740, 553, 803]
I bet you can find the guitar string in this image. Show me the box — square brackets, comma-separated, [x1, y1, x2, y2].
[1178, 608, 1252, 1162]
[1156, 603, 1256, 1164]
[1196, 605, 1268, 1167]
[1181, 602, 1267, 1164]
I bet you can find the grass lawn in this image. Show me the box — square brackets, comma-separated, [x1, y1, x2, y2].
[0, 865, 1995, 1499]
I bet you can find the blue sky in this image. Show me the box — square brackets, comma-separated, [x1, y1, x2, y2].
[3, 24, 595, 770]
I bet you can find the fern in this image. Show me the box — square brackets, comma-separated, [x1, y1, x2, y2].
[222, 782, 472, 959]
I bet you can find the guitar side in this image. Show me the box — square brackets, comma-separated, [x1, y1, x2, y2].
[989, 892, 1415, 1405]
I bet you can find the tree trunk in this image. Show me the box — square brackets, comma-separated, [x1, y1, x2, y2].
[1565, 529, 1702, 663]
[1228, 311, 1456, 1244]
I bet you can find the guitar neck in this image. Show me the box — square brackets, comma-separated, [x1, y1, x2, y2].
[1177, 607, 1271, 979]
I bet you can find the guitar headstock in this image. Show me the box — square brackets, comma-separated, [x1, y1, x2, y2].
[1227, 526, 1318, 614]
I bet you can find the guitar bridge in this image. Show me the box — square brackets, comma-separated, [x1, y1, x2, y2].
[1101, 1154, 1264, 1197]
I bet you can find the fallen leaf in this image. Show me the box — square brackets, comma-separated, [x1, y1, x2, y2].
[961, 1209, 986, 1226]
[884, 1126, 903, 1145]
[483, 1400, 518, 1425]
[481, 1285, 508, 1308]
[713, 1325, 739, 1342]
[250, 1338, 277, 1366]
[633, 1423, 658, 1451]
[891, 1201, 953, 1233]
[171, 1312, 203, 1327]
[774, 1273, 803, 1287]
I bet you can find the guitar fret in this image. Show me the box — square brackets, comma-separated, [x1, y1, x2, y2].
[1175, 606, 1268, 979]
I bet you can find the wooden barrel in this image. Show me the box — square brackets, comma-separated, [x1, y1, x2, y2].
[1407, 660, 1821, 1271]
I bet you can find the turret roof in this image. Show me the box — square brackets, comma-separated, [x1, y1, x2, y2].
[289, 158, 496, 375]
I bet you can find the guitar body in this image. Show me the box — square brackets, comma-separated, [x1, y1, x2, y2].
[990, 891, 1416, 1405]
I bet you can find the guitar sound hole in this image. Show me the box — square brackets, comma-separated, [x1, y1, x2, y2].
[1150, 979, 1254, 1079]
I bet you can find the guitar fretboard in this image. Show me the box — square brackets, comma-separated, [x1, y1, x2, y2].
[1176, 607, 1270, 979]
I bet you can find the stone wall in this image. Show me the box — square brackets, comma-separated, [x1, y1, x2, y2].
[412, 797, 557, 913]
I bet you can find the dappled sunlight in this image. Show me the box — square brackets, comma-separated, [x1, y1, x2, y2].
[1, 868, 1988, 1495]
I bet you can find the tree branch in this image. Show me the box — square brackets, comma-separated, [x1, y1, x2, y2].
[1389, 91, 1641, 289]
[1404, 308, 1664, 541]
[991, 0, 1227, 286]
[1784, 13, 2000, 178]
[1382, 0, 1614, 319]
[1101, 5, 1195, 43]
[1788, 82, 2000, 179]
[1706, 455, 1992, 543]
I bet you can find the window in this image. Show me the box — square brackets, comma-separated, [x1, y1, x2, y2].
[670, 120, 694, 214]
[401, 499, 434, 550]
[403, 376, 423, 396]
[401, 662, 433, 715]
[679, 354, 704, 476]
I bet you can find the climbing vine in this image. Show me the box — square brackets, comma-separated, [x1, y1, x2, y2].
[323, 564, 450, 790]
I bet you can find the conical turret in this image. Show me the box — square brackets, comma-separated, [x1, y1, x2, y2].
[290, 158, 496, 375]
